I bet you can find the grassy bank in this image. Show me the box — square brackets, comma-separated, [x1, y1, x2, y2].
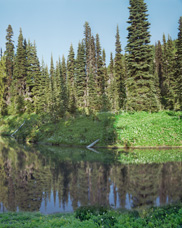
[0, 111, 181, 147]
[0, 204, 182, 228]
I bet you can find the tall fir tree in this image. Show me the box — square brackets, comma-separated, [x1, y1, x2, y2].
[96, 34, 104, 92]
[0, 55, 6, 115]
[75, 41, 87, 109]
[26, 41, 41, 113]
[102, 48, 109, 110]
[34, 59, 49, 113]
[4, 25, 14, 113]
[13, 28, 27, 113]
[166, 36, 176, 109]
[155, 41, 163, 96]
[54, 59, 63, 117]
[176, 17, 182, 110]
[160, 34, 176, 109]
[161, 34, 169, 107]
[83, 22, 92, 78]
[154, 41, 162, 107]
[126, 0, 160, 111]
[83, 22, 97, 109]
[102, 49, 108, 88]
[48, 55, 56, 116]
[114, 25, 125, 109]
[107, 53, 115, 110]
[67, 44, 76, 114]
[61, 55, 68, 114]
[95, 33, 104, 109]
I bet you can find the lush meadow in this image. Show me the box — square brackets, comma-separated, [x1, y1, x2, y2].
[0, 111, 181, 148]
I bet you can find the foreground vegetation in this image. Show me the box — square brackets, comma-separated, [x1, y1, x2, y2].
[0, 204, 182, 228]
[0, 111, 182, 148]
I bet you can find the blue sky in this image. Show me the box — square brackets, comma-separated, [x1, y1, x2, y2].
[1, 0, 182, 66]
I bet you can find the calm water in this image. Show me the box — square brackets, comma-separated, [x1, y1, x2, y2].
[0, 137, 182, 214]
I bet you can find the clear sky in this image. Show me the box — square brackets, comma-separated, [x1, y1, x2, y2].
[1, 0, 182, 66]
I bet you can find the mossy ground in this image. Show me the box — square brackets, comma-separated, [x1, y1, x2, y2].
[0, 111, 181, 147]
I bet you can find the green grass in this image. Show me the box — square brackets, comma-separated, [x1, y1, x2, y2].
[0, 111, 181, 147]
[0, 204, 182, 227]
[114, 111, 182, 147]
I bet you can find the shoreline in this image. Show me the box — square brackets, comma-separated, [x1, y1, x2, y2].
[2, 135, 182, 150]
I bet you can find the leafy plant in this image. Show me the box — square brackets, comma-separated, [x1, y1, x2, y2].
[75, 205, 108, 221]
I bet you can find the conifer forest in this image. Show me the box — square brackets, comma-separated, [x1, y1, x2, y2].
[0, 0, 182, 119]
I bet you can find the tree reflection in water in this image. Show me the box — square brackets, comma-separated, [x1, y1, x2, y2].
[0, 137, 182, 214]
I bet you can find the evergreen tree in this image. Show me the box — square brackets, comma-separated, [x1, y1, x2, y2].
[114, 25, 125, 109]
[61, 55, 68, 114]
[155, 41, 163, 98]
[108, 52, 114, 84]
[88, 69, 98, 111]
[101, 48, 109, 111]
[0, 55, 6, 115]
[95, 34, 105, 109]
[26, 41, 41, 113]
[48, 55, 55, 116]
[75, 41, 87, 109]
[108, 52, 118, 111]
[67, 44, 76, 114]
[176, 17, 182, 110]
[160, 35, 176, 109]
[54, 59, 63, 117]
[83, 22, 92, 78]
[34, 59, 49, 113]
[44, 63, 50, 113]
[83, 22, 97, 109]
[166, 36, 176, 109]
[88, 35, 97, 110]
[4, 25, 14, 113]
[102, 49, 108, 87]
[161, 34, 169, 107]
[96, 34, 104, 96]
[126, 0, 160, 111]
[13, 28, 27, 113]
[154, 41, 162, 107]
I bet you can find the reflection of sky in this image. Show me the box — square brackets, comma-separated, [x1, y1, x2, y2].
[108, 184, 133, 210]
[40, 191, 73, 214]
[0, 203, 8, 213]
[0, 189, 180, 214]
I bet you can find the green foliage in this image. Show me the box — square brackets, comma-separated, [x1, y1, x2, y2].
[176, 17, 182, 110]
[1, 204, 182, 227]
[67, 44, 76, 114]
[114, 25, 125, 109]
[26, 40, 41, 113]
[126, 0, 160, 111]
[75, 206, 108, 221]
[13, 28, 27, 90]
[4, 24, 14, 114]
[75, 206, 118, 228]
[0, 55, 6, 116]
[16, 95, 25, 114]
[75, 41, 87, 108]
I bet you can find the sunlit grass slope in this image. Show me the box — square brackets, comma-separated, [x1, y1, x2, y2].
[114, 111, 182, 147]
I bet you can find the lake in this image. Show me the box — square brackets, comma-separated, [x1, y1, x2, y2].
[0, 137, 182, 214]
